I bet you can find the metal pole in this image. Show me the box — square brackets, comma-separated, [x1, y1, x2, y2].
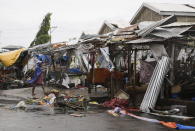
[134, 49, 137, 85]
[49, 26, 57, 44]
[128, 48, 132, 83]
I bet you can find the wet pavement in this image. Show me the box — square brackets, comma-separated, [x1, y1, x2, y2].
[0, 106, 175, 131]
[0, 88, 188, 131]
[0, 98, 177, 131]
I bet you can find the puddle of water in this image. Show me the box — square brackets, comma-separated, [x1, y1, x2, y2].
[0, 104, 5, 107]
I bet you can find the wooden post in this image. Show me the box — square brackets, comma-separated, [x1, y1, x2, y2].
[89, 52, 95, 94]
[170, 44, 175, 84]
[166, 43, 175, 98]
[133, 49, 137, 86]
[51, 54, 56, 71]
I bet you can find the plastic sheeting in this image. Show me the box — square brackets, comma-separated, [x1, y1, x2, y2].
[120, 110, 160, 123]
[0, 48, 25, 67]
[120, 110, 195, 130]
[81, 54, 91, 72]
[36, 54, 51, 64]
[176, 124, 195, 130]
[74, 50, 88, 72]
[62, 74, 70, 88]
[23, 57, 38, 74]
[99, 47, 114, 70]
[149, 44, 168, 59]
[69, 56, 80, 69]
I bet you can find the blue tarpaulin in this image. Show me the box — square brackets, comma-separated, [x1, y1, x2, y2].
[27, 65, 42, 84]
[36, 54, 51, 64]
[63, 56, 69, 61]
[67, 68, 82, 74]
[176, 124, 195, 130]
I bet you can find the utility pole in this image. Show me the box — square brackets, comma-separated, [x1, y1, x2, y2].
[49, 26, 57, 44]
[49, 26, 57, 72]
[0, 31, 2, 45]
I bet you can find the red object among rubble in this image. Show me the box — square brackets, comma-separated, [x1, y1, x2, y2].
[103, 98, 129, 108]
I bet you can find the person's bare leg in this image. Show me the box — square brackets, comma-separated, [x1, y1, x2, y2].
[32, 86, 36, 96]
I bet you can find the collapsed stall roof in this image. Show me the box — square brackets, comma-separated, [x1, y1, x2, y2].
[160, 22, 195, 28]
[109, 24, 138, 43]
[28, 41, 96, 55]
[28, 17, 195, 54]
[123, 16, 194, 45]
[81, 18, 195, 47]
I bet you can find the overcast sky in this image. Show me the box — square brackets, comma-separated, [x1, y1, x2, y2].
[0, 0, 195, 48]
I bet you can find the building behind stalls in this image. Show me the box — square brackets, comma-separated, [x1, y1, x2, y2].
[130, 3, 195, 24]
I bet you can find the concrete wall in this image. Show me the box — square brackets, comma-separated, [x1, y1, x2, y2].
[131, 7, 163, 24]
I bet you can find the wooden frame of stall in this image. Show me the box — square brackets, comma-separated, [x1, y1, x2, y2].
[107, 35, 195, 109]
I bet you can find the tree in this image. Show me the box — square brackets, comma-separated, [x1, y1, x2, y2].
[30, 13, 52, 47]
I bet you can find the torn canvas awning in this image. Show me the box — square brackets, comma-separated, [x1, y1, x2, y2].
[0, 48, 25, 67]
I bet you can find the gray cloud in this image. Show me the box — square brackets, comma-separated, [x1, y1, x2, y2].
[0, 0, 195, 48]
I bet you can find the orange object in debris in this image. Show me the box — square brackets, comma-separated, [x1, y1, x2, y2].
[52, 43, 66, 48]
[160, 121, 177, 129]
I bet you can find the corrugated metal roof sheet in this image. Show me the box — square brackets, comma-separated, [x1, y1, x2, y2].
[160, 22, 195, 28]
[126, 22, 192, 44]
[116, 24, 138, 33]
[138, 21, 156, 30]
[150, 26, 191, 39]
[127, 37, 165, 44]
[150, 29, 182, 39]
[136, 15, 176, 37]
[145, 3, 195, 13]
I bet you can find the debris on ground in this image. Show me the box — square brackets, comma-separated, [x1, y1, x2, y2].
[107, 108, 195, 130]
[69, 113, 86, 117]
[89, 101, 99, 105]
[11, 89, 90, 115]
[103, 98, 129, 108]
[115, 90, 129, 100]
[14, 101, 27, 109]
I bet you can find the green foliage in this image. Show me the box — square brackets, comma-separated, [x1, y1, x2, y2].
[30, 13, 52, 47]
